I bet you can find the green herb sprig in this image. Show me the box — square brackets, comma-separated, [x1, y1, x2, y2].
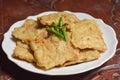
[46, 17, 66, 41]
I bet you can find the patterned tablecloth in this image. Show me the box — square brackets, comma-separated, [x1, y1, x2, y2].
[0, 0, 120, 80]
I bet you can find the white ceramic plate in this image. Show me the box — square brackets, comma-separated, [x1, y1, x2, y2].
[2, 11, 118, 76]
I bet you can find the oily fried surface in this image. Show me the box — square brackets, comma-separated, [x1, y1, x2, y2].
[37, 12, 79, 27]
[12, 12, 107, 70]
[12, 19, 39, 43]
[12, 41, 34, 62]
[12, 19, 48, 63]
[30, 32, 80, 70]
[63, 50, 100, 66]
[71, 19, 107, 52]
[30, 32, 100, 70]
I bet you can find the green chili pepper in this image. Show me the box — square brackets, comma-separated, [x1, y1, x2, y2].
[46, 17, 67, 41]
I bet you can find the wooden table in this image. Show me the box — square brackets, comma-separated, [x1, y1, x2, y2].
[0, 0, 120, 80]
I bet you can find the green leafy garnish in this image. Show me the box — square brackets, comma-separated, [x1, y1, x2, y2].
[46, 17, 67, 41]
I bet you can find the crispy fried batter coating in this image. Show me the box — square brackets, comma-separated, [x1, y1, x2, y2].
[13, 41, 34, 62]
[30, 32, 80, 70]
[12, 12, 107, 70]
[63, 50, 100, 66]
[12, 19, 39, 43]
[71, 19, 107, 51]
[37, 12, 79, 29]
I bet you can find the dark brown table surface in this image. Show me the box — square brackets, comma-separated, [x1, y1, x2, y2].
[0, 0, 120, 80]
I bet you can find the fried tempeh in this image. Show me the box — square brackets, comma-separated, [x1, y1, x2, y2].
[37, 12, 79, 29]
[30, 32, 80, 70]
[12, 12, 107, 70]
[12, 41, 34, 62]
[63, 50, 100, 66]
[12, 19, 39, 43]
[71, 19, 107, 52]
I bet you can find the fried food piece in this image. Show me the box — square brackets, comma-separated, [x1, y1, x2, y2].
[12, 19, 48, 63]
[63, 50, 100, 66]
[30, 32, 80, 70]
[37, 12, 79, 28]
[30, 32, 100, 70]
[12, 41, 34, 62]
[12, 19, 39, 43]
[71, 19, 107, 52]
[12, 12, 107, 70]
